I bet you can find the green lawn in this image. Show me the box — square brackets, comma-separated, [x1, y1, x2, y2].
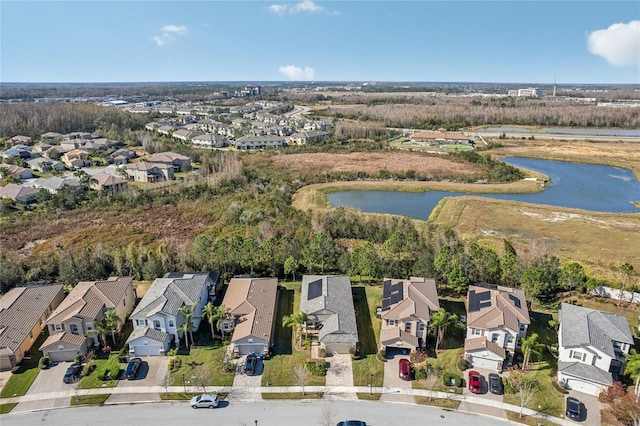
[77, 353, 120, 389]
[70, 394, 110, 406]
[0, 402, 18, 414]
[169, 345, 234, 388]
[353, 355, 383, 400]
[261, 349, 325, 387]
[0, 332, 49, 398]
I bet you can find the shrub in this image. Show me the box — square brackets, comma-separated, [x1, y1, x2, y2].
[504, 379, 518, 394]
[73, 354, 82, 364]
[409, 350, 427, 364]
[102, 365, 120, 381]
[551, 380, 569, 394]
[443, 372, 462, 387]
[456, 358, 470, 371]
[414, 368, 428, 380]
[306, 360, 326, 376]
[38, 356, 50, 370]
[378, 349, 386, 358]
[319, 348, 327, 358]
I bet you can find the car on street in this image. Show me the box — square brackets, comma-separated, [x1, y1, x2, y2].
[63, 363, 83, 384]
[125, 357, 142, 380]
[398, 358, 411, 380]
[337, 421, 367, 426]
[190, 393, 219, 409]
[566, 396, 582, 421]
[245, 353, 258, 375]
[488, 373, 503, 394]
[468, 370, 481, 394]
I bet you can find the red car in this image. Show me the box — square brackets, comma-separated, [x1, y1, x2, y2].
[468, 370, 481, 393]
[399, 358, 411, 380]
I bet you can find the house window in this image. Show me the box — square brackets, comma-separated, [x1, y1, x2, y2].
[418, 322, 425, 332]
[387, 319, 396, 326]
[153, 320, 161, 330]
[473, 328, 482, 336]
[491, 333, 499, 343]
[70, 324, 79, 334]
[506, 335, 514, 345]
[405, 322, 412, 332]
[168, 320, 175, 328]
[136, 319, 146, 327]
[519, 323, 526, 333]
[54, 324, 63, 331]
[86, 322, 93, 331]
[572, 351, 583, 360]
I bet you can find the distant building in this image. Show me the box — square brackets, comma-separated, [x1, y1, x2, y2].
[507, 88, 544, 98]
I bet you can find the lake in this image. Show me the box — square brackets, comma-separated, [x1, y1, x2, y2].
[326, 157, 640, 219]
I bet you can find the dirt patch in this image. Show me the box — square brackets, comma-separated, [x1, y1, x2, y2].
[271, 152, 485, 177]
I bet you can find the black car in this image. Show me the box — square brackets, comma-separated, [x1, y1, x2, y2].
[63, 363, 83, 384]
[566, 396, 582, 421]
[245, 353, 258, 375]
[125, 357, 142, 380]
[337, 421, 367, 426]
[488, 373, 504, 395]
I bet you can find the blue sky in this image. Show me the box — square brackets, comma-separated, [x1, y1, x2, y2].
[2, 1, 639, 84]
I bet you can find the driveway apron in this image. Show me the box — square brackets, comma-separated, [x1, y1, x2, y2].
[380, 354, 413, 404]
[228, 355, 262, 402]
[323, 353, 356, 400]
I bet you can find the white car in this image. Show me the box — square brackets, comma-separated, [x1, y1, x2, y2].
[190, 393, 219, 409]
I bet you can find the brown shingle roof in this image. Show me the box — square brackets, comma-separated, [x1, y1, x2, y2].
[222, 277, 278, 344]
[466, 284, 529, 332]
[464, 337, 506, 358]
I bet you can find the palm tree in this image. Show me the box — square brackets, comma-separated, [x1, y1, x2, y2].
[430, 308, 458, 350]
[179, 304, 196, 345]
[92, 319, 109, 347]
[202, 301, 217, 341]
[103, 309, 122, 346]
[177, 322, 191, 350]
[214, 305, 232, 340]
[282, 311, 308, 348]
[521, 333, 544, 370]
[625, 349, 640, 402]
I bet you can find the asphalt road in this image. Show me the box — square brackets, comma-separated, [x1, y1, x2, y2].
[0, 400, 512, 426]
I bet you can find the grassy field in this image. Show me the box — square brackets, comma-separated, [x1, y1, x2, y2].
[77, 353, 120, 389]
[70, 394, 110, 406]
[169, 346, 234, 388]
[429, 196, 640, 281]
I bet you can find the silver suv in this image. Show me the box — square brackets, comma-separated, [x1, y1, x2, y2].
[190, 394, 219, 409]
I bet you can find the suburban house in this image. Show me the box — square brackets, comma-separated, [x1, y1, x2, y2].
[7, 135, 33, 146]
[299, 275, 358, 354]
[40, 277, 135, 362]
[2, 165, 33, 180]
[124, 161, 174, 183]
[2, 145, 32, 160]
[464, 283, 530, 371]
[61, 149, 91, 169]
[233, 135, 288, 150]
[89, 172, 128, 195]
[127, 272, 220, 356]
[379, 277, 440, 352]
[0, 183, 38, 204]
[0, 284, 65, 371]
[557, 302, 634, 396]
[29, 176, 80, 194]
[107, 148, 138, 165]
[25, 157, 66, 172]
[221, 277, 278, 356]
[191, 133, 229, 149]
[289, 130, 330, 145]
[145, 151, 191, 172]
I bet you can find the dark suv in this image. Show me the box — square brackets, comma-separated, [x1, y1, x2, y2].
[125, 357, 142, 380]
[566, 397, 582, 421]
[245, 353, 258, 375]
[63, 363, 83, 384]
[488, 373, 503, 395]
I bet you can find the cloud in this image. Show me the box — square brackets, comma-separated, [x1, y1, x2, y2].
[153, 24, 189, 47]
[269, 0, 337, 15]
[278, 65, 315, 80]
[587, 20, 640, 67]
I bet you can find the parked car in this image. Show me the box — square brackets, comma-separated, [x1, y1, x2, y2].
[337, 421, 367, 426]
[63, 363, 83, 384]
[488, 373, 503, 394]
[245, 353, 258, 375]
[125, 357, 142, 380]
[468, 370, 481, 394]
[190, 393, 219, 409]
[398, 358, 411, 380]
[566, 396, 582, 421]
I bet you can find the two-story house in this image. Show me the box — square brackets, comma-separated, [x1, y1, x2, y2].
[40, 277, 135, 362]
[299, 275, 358, 354]
[379, 277, 440, 353]
[464, 283, 530, 371]
[221, 277, 278, 356]
[126, 272, 219, 356]
[557, 302, 634, 396]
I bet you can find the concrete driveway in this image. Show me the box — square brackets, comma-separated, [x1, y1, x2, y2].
[229, 354, 263, 402]
[324, 353, 356, 400]
[380, 353, 412, 403]
[564, 390, 601, 426]
[458, 368, 508, 421]
[107, 356, 169, 404]
[13, 361, 78, 412]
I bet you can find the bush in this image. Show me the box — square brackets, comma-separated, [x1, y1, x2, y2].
[504, 379, 518, 394]
[409, 350, 427, 364]
[319, 348, 327, 358]
[414, 368, 428, 380]
[456, 358, 470, 371]
[551, 380, 569, 394]
[306, 360, 326, 376]
[443, 372, 462, 387]
[101, 365, 120, 381]
[38, 356, 50, 370]
[73, 355, 82, 364]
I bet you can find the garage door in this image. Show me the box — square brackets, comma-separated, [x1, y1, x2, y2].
[565, 378, 602, 396]
[48, 349, 78, 363]
[133, 345, 162, 357]
[324, 343, 353, 355]
[468, 355, 499, 370]
[236, 344, 266, 355]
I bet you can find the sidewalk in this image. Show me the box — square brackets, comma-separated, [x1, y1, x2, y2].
[1, 384, 575, 425]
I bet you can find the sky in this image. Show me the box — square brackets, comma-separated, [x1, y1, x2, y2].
[1, 1, 639, 84]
